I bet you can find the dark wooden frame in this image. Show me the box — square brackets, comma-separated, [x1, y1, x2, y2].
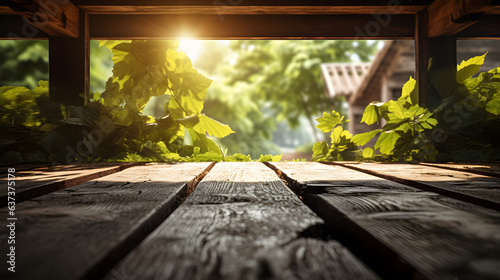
[1, 0, 499, 105]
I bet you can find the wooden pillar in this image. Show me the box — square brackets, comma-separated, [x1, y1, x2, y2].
[415, 11, 457, 109]
[49, 10, 89, 106]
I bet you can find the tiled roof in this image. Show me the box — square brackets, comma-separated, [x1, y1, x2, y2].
[320, 62, 371, 98]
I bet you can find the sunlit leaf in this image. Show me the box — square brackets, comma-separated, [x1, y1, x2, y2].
[352, 129, 382, 146]
[457, 52, 487, 83]
[316, 110, 341, 132]
[193, 114, 235, 138]
[362, 147, 374, 158]
[375, 131, 401, 155]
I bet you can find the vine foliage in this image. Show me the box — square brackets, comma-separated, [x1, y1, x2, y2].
[313, 53, 500, 162]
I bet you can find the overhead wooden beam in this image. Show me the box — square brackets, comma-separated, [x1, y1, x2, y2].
[8, 0, 79, 37]
[49, 10, 89, 106]
[72, 0, 432, 14]
[0, 14, 48, 39]
[89, 14, 415, 40]
[427, 0, 497, 37]
[458, 15, 500, 39]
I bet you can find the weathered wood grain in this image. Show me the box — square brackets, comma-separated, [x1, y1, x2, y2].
[0, 162, 139, 206]
[105, 162, 378, 280]
[0, 162, 213, 280]
[335, 162, 500, 211]
[269, 162, 500, 280]
[420, 162, 500, 178]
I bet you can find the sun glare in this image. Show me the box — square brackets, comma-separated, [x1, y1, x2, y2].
[178, 39, 205, 63]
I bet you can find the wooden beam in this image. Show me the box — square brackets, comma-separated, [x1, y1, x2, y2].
[416, 10, 457, 108]
[76, 6, 427, 15]
[49, 10, 89, 106]
[89, 14, 415, 40]
[73, 0, 432, 14]
[458, 15, 500, 39]
[0, 14, 48, 39]
[8, 0, 79, 37]
[427, 0, 497, 37]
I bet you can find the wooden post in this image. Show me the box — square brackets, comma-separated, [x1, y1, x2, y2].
[415, 10, 457, 108]
[49, 10, 89, 106]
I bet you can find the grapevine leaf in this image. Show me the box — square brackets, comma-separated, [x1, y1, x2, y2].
[375, 131, 401, 155]
[457, 52, 487, 83]
[352, 129, 382, 146]
[193, 114, 235, 138]
[315, 110, 341, 132]
[362, 147, 374, 158]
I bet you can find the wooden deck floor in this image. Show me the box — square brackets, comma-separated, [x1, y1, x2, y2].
[2, 161, 500, 280]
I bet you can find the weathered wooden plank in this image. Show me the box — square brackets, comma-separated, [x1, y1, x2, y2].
[0, 162, 214, 280]
[335, 162, 500, 211]
[105, 162, 378, 280]
[269, 162, 500, 279]
[89, 14, 415, 40]
[8, 0, 79, 37]
[0, 163, 138, 206]
[420, 162, 500, 178]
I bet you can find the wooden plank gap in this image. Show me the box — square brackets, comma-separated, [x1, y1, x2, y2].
[325, 162, 500, 211]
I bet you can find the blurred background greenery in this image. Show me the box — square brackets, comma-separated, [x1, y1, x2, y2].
[0, 39, 379, 159]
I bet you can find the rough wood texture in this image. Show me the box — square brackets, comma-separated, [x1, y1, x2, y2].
[89, 14, 415, 40]
[427, 0, 496, 37]
[8, 0, 79, 37]
[0, 162, 138, 206]
[0, 163, 213, 280]
[420, 162, 500, 178]
[105, 162, 378, 280]
[269, 162, 500, 279]
[336, 162, 500, 211]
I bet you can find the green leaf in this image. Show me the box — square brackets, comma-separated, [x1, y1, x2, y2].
[352, 129, 382, 146]
[312, 141, 329, 158]
[361, 104, 379, 125]
[258, 154, 282, 162]
[224, 153, 252, 162]
[486, 94, 500, 115]
[193, 114, 235, 138]
[315, 110, 341, 132]
[375, 131, 401, 155]
[386, 100, 405, 120]
[399, 77, 418, 105]
[457, 52, 487, 83]
[362, 147, 374, 158]
[187, 128, 221, 155]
